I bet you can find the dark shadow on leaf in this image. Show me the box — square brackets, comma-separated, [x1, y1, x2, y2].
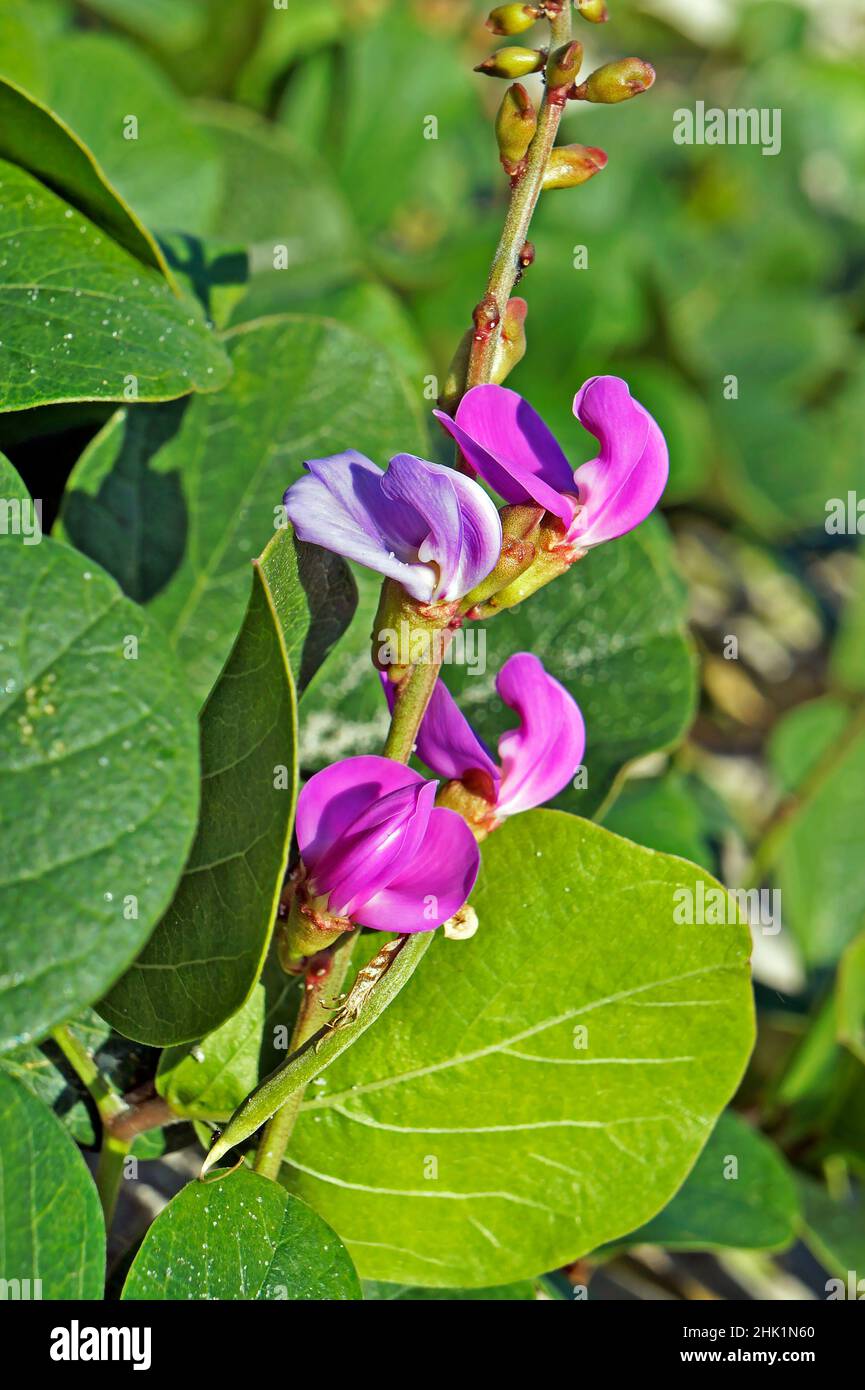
[62, 399, 190, 603]
[159, 233, 249, 322]
[294, 539, 359, 696]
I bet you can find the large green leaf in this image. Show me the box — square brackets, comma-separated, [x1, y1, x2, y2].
[59, 314, 416, 704]
[0, 1070, 105, 1298]
[280, 810, 755, 1287]
[99, 527, 304, 1045]
[43, 33, 223, 237]
[0, 75, 166, 272]
[768, 698, 865, 964]
[0, 159, 230, 411]
[302, 519, 696, 819]
[121, 1167, 360, 1301]
[608, 1111, 798, 1253]
[194, 104, 358, 290]
[0, 491, 200, 1051]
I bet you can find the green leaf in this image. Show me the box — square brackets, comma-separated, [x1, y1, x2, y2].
[768, 698, 865, 964]
[796, 1174, 865, 1284]
[160, 234, 249, 330]
[0, 510, 200, 1052]
[98, 527, 302, 1046]
[59, 314, 415, 704]
[607, 1111, 798, 1252]
[43, 33, 223, 237]
[0, 1070, 105, 1297]
[837, 931, 865, 1066]
[280, 810, 755, 1287]
[0, 159, 231, 411]
[121, 1167, 360, 1301]
[0, 74, 168, 273]
[194, 104, 357, 291]
[303, 519, 696, 820]
[363, 1279, 537, 1301]
[156, 962, 298, 1122]
[602, 772, 714, 868]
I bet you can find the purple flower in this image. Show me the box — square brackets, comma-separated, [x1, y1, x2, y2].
[295, 755, 480, 933]
[384, 653, 585, 830]
[434, 375, 667, 553]
[283, 450, 502, 604]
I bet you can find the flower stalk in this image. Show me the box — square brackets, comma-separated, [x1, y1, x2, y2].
[464, 5, 573, 394]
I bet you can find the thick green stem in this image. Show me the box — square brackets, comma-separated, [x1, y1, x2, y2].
[381, 655, 445, 763]
[51, 1024, 127, 1125]
[253, 932, 359, 1181]
[95, 1133, 130, 1228]
[201, 930, 432, 1176]
[52, 1025, 130, 1225]
[465, 7, 572, 391]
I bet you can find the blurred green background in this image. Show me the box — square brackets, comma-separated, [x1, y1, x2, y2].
[2, 0, 864, 1300]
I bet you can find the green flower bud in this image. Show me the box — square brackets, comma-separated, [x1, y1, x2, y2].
[575, 0, 609, 22]
[546, 39, 583, 90]
[542, 143, 607, 190]
[486, 3, 540, 35]
[495, 82, 538, 172]
[475, 46, 547, 79]
[573, 56, 655, 103]
[490, 295, 528, 383]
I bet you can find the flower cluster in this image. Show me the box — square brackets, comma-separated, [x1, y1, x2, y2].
[282, 377, 666, 944]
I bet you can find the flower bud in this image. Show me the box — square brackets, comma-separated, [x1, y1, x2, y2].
[575, 0, 609, 21]
[542, 143, 607, 190]
[491, 295, 527, 382]
[486, 3, 540, 35]
[573, 56, 655, 103]
[495, 82, 537, 173]
[475, 46, 547, 79]
[546, 39, 582, 90]
[460, 500, 543, 612]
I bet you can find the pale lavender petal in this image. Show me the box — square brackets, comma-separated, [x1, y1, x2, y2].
[313, 781, 438, 919]
[296, 756, 426, 874]
[353, 807, 480, 933]
[283, 451, 438, 602]
[495, 653, 585, 817]
[434, 386, 574, 523]
[383, 453, 501, 601]
[381, 674, 499, 792]
[570, 376, 668, 548]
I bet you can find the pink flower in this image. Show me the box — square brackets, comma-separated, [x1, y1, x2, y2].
[295, 756, 479, 933]
[384, 653, 585, 832]
[434, 375, 668, 554]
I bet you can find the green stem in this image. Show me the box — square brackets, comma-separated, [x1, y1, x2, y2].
[51, 1024, 127, 1125]
[201, 931, 433, 1176]
[253, 931, 359, 1181]
[381, 655, 445, 763]
[95, 1133, 130, 1228]
[465, 7, 572, 391]
[52, 1026, 130, 1225]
